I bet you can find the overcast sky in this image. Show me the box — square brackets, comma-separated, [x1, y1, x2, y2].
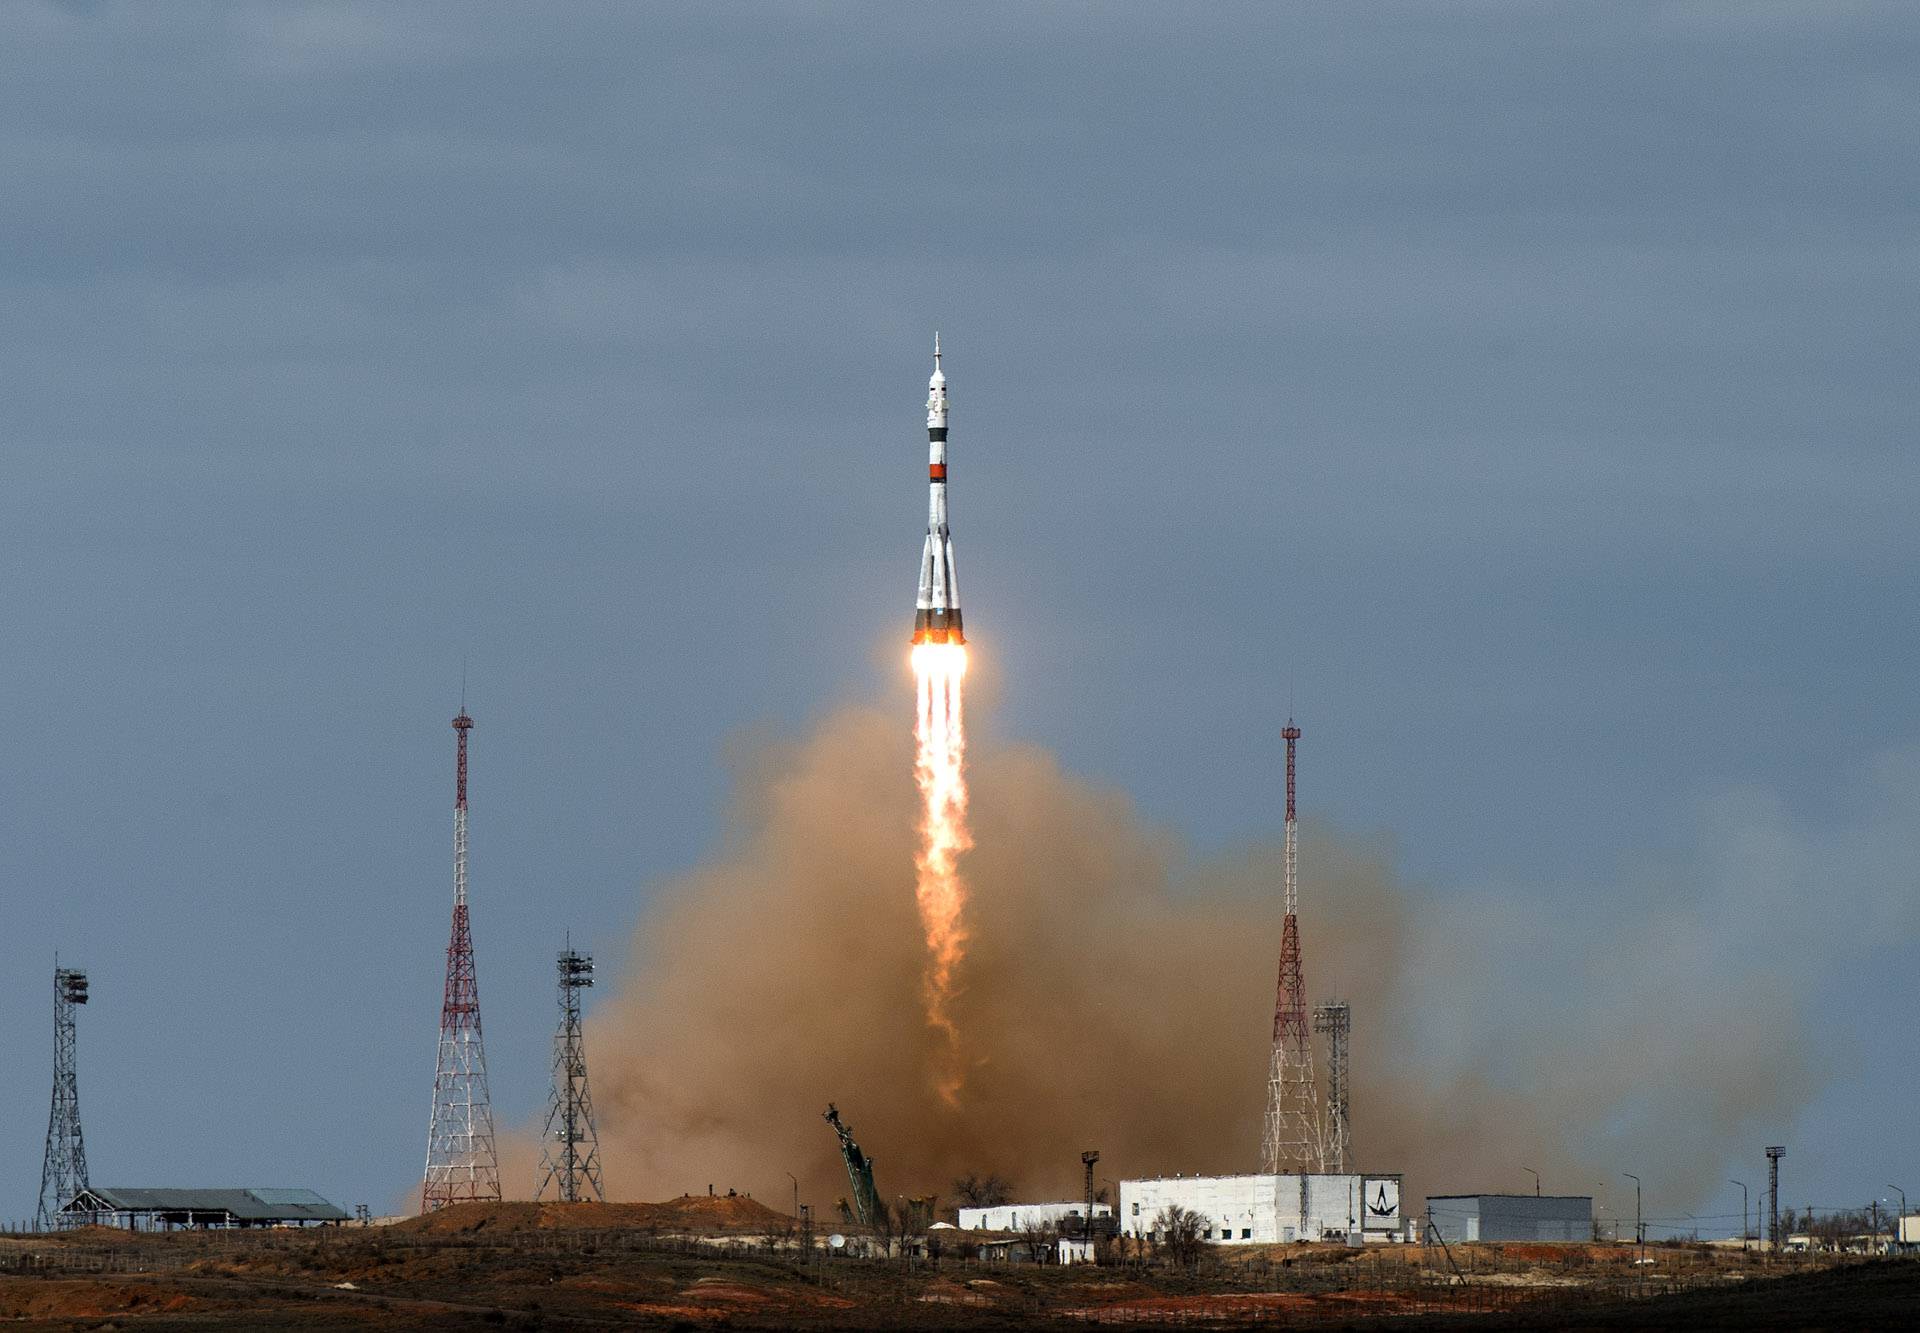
[1, 1, 1916, 1228]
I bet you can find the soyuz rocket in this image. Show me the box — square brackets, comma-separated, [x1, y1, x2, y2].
[913, 335, 964, 645]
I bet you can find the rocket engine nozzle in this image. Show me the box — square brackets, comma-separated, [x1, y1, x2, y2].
[911, 613, 965, 647]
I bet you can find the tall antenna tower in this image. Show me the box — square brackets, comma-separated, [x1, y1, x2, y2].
[536, 946, 605, 1203]
[1313, 1001, 1352, 1173]
[1261, 721, 1323, 1173]
[422, 709, 500, 1211]
[37, 965, 90, 1230]
[1766, 1145, 1785, 1249]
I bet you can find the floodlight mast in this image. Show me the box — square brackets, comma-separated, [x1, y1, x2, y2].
[537, 946, 606, 1203]
[37, 966, 91, 1230]
[1313, 1001, 1352, 1173]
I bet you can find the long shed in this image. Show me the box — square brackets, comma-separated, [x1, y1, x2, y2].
[62, 1187, 349, 1229]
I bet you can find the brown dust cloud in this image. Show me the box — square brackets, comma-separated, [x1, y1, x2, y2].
[509, 705, 1920, 1217]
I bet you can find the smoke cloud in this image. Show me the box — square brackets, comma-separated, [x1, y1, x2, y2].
[556, 705, 1920, 1216]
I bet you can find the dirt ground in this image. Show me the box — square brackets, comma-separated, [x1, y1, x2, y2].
[0, 1204, 1912, 1329]
[389, 1194, 790, 1238]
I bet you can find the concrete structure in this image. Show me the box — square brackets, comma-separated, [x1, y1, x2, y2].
[1901, 1213, 1920, 1247]
[957, 1201, 1112, 1232]
[1423, 1195, 1593, 1243]
[1120, 1173, 1402, 1244]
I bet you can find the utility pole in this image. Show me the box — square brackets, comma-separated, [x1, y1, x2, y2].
[1622, 1173, 1643, 1272]
[1522, 1167, 1540, 1197]
[1890, 1185, 1907, 1249]
[423, 708, 501, 1210]
[536, 946, 605, 1203]
[36, 966, 91, 1231]
[1730, 1180, 1748, 1250]
[1260, 722, 1322, 1173]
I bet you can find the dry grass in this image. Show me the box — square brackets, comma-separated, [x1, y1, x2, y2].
[0, 1209, 1908, 1329]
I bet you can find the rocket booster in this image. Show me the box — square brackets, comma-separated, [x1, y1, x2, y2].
[913, 334, 964, 645]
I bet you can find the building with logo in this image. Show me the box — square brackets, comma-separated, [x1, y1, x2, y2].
[1423, 1194, 1593, 1243]
[1119, 1173, 1403, 1244]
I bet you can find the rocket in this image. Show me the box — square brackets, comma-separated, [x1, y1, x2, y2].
[913, 334, 964, 645]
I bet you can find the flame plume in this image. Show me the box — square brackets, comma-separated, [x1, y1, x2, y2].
[911, 641, 972, 1103]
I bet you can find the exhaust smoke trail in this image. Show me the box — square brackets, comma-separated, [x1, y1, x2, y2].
[912, 641, 971, 1103]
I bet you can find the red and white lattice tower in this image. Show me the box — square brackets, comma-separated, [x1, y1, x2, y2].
[422, 709, 500, 1210]
[1260, 721, 1323, 1174]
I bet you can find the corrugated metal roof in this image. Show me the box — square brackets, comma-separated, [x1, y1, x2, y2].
[245, 1189, 338, 1209]
[68, 1188, 348, 1221]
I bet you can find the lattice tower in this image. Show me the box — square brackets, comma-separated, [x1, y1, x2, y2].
[537, 947, 605, 1203]
[1260, 722, 1323, 1173]
[1766, 1146, 1785, 1249]
[1081, 1149, 1100, 1240]
[1313, 1001, 1352, 1173]
[422, 709, 500, 1210]
[36, 966, 90, 1230]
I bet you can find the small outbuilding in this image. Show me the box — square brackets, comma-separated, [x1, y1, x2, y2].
[1055, 1235, 1096, 1264]
[1423, 1194, 1593, 1243]
[957, 1201, 1112, 1232]
[62, 1187, 349, 1230]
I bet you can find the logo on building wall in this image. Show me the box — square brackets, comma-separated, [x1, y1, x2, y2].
[1362, 1178, 1401, 1228]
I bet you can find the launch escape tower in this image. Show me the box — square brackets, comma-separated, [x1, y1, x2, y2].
[536, 946, 605, 1203]
[1261, 722, 1323, 1174]
[823, 1104, 883, 1229]
[1313, 1001, 1352, 1173]
[422, 709, 500, 1211]
[36, 965, 90, 1230]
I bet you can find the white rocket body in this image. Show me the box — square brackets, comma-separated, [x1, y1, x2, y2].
[913, 336, 964, 644]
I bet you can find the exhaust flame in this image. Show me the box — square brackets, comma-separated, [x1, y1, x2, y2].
[911, 641, 971, 1103]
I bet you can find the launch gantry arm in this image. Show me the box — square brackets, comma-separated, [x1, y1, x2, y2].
[822, 1103, 883, 1230]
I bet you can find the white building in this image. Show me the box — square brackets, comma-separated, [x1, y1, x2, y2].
[1119, 1173, 1403, 1244]
[1055, 1236, 1096, 1264]
[957, 1201, 1113, 1232]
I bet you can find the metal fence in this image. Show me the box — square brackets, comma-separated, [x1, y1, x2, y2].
[0, 1226, 1866, 1326]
